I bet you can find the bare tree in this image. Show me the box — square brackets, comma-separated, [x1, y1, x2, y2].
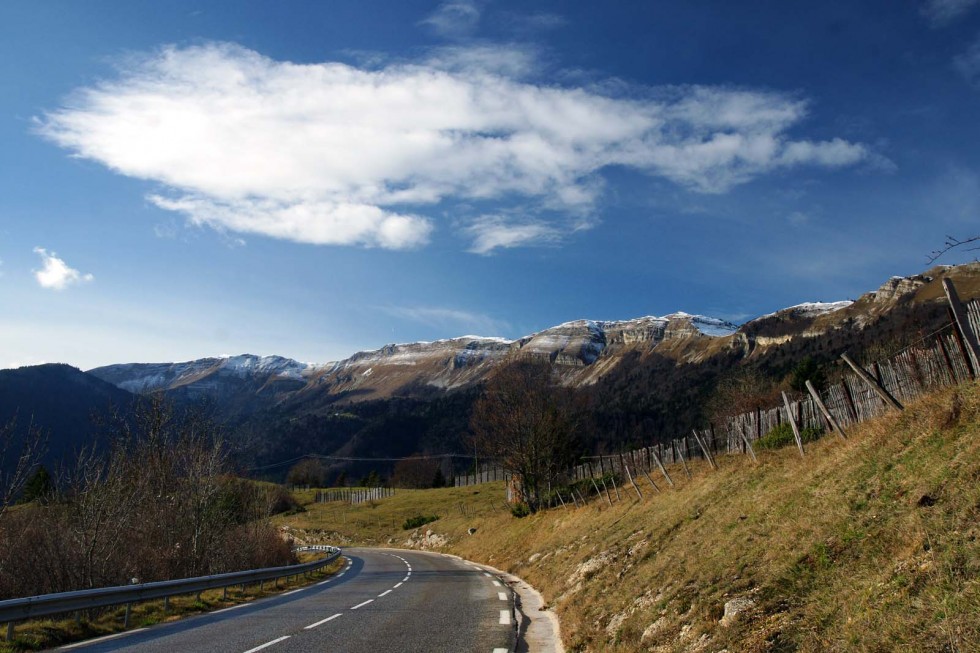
[470, 361, 579, 512]
[928, 234, 980, 263]
[0, 417, 44, 519]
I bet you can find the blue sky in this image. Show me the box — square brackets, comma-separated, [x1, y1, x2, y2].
[2, 0, 980, 370]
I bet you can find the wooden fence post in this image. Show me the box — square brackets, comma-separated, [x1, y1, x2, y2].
[806, 380, 846, 440]
[642, 467, 661, 493]
[693, 430, 718, 470]
[650, 448, 674, 488]
[737, 423, 758, 462]
[841, 353, 904, 411]
[674, 440, 692, 479]
[944, 278, 980, 376]
[624, 464, 643, 500]
[782, 392, 806, 458]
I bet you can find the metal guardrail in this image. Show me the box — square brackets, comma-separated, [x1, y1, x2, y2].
[0, 545, 342, 637]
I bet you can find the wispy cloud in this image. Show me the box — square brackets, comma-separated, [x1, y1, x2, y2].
[954, 34, 980, 86]
[32, 247, 93, 290]
[380, 305, 510, 336]
[37, 43, 872, 253]
[420, 0, 482, 38]
[922, 0, 980, 25]
[464, 215, 563, 254]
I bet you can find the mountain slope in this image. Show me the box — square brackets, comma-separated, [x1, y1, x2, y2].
[0, 364, 136, 474]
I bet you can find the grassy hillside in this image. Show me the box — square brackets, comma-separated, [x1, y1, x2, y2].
[280, 380, 980, 652]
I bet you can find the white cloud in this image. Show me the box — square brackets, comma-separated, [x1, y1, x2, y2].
[37, 43, 872, 253]
[922, 0, 979, 25]
[464, 215, 563, 254]
[32, 247, 94, 290]
[954, 35, 980, 86]
[420, 0, 482, 38]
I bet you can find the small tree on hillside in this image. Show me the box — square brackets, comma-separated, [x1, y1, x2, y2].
[469, 360, 579, 512]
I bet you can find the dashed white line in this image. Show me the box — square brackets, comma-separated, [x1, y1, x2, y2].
[304, 613, 342, 629]
[394, 582, 403, 588]
[498, 592, 508, 601]
[483, 572, 492, 578]
[499, 609, 511, 625]
[378, 589, 392, 597]
[492, 580, 501, 587]
[242, 635, 290, 653]
[351, 599, 374, 610]
[403, 576, 410, 582]
[493, 649, 509, 653]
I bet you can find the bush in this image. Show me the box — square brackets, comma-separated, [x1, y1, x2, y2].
[756, 423, 823, 450]
[402, 514, 439, 530]
[510, 502, 531, 518]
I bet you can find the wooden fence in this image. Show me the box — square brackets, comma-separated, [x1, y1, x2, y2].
[454, 464, 508, 487]
[314, 487, 394, 504]
[469, 282, 980, 497]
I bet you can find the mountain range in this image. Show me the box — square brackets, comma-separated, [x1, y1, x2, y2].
[4, 263, 978, 482]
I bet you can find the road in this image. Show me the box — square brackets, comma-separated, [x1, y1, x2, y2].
[57, 548, 516, 653]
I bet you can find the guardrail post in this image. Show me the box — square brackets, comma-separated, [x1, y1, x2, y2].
[6, 621, 13, 642]
[124, 603, 131, 628]
[222, 586, 228, 600]
[163, 596, 169, 614]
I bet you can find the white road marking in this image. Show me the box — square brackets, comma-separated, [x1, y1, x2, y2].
[213, 603, 249, 614]
[498, 592, 508, 601]
[394, 582, 403, 588]
[282, 588, 304, 596]
[351, 599, 374, 610]
[242, 635, 290, 653]
[492, 580, 501, 587]
[483, 572, 492, 578]
[378, 589, 392, 597]
[304, 613, 342, 629]
[403, 576, 410, 582]
[499, 609, 511, 625]
[60, 629, 147, 649]
[493, 649, 509, 653]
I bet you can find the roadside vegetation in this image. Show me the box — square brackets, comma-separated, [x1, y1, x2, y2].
[0, 398, 297, 600]
[280, 381, 980, 652]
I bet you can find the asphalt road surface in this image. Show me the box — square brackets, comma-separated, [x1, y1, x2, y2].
[57, 548, 516, 653]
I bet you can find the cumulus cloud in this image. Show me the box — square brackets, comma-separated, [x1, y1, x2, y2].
[37, 43, 871, 253]
[33, 247, 93, 290]
[922, 0, 979, 25]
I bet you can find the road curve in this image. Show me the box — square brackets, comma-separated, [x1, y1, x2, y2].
[56, 548, 516, 653]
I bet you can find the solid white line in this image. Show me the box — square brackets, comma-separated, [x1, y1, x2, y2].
[282, 588, 304, 596]
[378, 589, 392, 597]
[213, 603, 249, 614]
[242, 635, 290, 653]
[60, 629, 148, 649]
[304, 613, 342, 629]
[492, 580, 501, 587]
[498, 592, 508, 601]
[351, 599, 374, 610]
[499, 609, 511, 625]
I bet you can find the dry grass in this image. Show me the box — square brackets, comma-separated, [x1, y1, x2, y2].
[281, 381, 980, 652]
[0, 558, 345, 652]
